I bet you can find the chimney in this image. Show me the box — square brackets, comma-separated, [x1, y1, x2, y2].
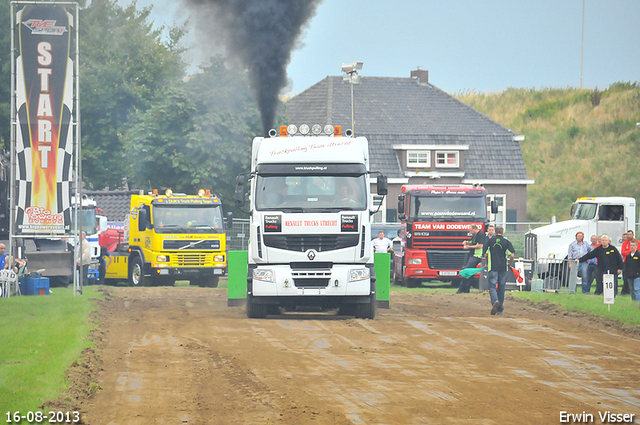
[411, 67, 429, 85]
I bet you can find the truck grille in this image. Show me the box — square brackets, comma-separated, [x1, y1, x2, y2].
[524, 233, 537, 260]
[292, 270, 332, 287]
[412, 234, 468, 249]
[176, 253, 207, 266]
[263, 234, 359, 252]
[163, 240, 220, 250]
[426, 249, 469, 270]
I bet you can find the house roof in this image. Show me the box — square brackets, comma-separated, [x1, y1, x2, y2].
[83, 190, 138, 222]
[284, 75, 528, 181]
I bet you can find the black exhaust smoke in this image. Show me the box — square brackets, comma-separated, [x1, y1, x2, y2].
[182, 0, 322, 135]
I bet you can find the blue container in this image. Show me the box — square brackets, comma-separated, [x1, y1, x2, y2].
[25, 275, 50, 296]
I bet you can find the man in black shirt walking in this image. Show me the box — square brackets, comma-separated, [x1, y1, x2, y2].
[484, 226, 514, 315]
[578, 234, 623, 296]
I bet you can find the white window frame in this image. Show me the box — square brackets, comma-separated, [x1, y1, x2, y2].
[487, 194, 506, 230]
[371, 194, 386, 223]
[406, 150, 430, 168]
[435, 151, 459, 168]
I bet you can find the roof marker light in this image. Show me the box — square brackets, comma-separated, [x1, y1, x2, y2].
[165, 189, 173, 197]
[198, 189, 206, 197]
[279, 126, 287, 137]
[287, 124, 297, 135]
[299, 124, 310, 135]
[312, 124, 322, 135]
[334, 126, 342, 136]
[324, 125, 334, 135]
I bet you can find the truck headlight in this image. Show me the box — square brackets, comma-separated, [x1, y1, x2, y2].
[349, 268, 370, 282]
[253, 269, 274, 283]
[156, 255, 169, 262]
[213, 255, 224, 262]
[408, 258, 422, 265]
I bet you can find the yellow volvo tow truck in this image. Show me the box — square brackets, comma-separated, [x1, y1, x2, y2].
[106, 189, 231, 287]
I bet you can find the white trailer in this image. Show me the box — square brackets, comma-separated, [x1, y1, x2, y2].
[525, 196, 636, 261]
[235, 125, 387, 319]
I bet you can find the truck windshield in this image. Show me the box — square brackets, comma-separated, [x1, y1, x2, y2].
[255, 175, 367, 211]
[70, 207, 97, 235]
[572, 203, 597, 220]
[410, 196, 487, 221]
[153, 205, 224, 233]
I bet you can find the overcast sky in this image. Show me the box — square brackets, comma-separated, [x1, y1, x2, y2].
[126, 0, 640, 95]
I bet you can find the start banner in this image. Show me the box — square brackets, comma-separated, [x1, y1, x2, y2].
[14, 3, 75, 234]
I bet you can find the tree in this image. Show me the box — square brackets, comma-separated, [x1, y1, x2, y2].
[123, 56, 261, 209]
[79, 0, 186, 189]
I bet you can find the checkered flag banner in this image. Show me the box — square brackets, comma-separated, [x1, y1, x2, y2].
[14, 4, 74, 234]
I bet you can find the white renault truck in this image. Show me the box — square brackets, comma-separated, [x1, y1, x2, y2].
[235, 124, 387, 319]
[524, 196, 636, 260]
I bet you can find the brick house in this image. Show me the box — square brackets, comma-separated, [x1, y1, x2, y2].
[284, 68, 533, 226]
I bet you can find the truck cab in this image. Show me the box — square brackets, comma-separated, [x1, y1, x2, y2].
[525, 197, 636, 260]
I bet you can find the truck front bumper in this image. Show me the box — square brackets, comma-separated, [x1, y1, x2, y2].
[150, 266, 227, 277]
[250, 264, 372, 297]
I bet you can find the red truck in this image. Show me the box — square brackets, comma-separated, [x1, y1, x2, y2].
[395, 184, 496, 287]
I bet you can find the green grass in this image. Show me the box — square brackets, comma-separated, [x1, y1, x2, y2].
[511, 290, 640, 327]
[0, 286, 103, 412]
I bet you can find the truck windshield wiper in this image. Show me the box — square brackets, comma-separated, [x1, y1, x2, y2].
[280, 207, 304, 213]
[157, 224, 187, 233]
[191, 224, 216, 229]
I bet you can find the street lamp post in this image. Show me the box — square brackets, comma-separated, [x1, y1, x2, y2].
[342, 61, 363, 136]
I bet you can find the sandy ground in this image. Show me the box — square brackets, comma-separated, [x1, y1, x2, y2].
[63, 286, 640, 424]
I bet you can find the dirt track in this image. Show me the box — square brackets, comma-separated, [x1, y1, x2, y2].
[76, 286, 640, 424]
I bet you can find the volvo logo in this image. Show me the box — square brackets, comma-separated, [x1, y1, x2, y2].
[306, 250, 316, 260]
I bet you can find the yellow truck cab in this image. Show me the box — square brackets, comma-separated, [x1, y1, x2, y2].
[106, 189, 230, 287]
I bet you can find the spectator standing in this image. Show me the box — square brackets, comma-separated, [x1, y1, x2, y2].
[77, 232, 91, 288]
[583, 235, 599, 294]
[457, 224, 487, 294]
[372, 231, 393, 253]
[624, 240, 640, 303]
[486, 225, 495, 240]
[484, 226, 515, 315]
[578, 234, 623, 296]
[0, 244, 8, 270]
[567, 232, 592, 293]
[98, 246, 111, 285]
[620, 230, 639, 295]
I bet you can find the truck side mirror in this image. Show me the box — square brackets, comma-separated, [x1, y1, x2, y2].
[490, 200, 498, 214]
[138, 208, 147, 232]
[397, 194, 405, 215]
[235, 175, 245, 208]
[377, 175, 388, 196]
[226, 211, 233, 229]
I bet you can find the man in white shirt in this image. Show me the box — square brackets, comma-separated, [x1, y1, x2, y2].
[372, 231, 393, 253]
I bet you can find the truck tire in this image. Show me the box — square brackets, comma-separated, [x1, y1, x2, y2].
[129, 257, 146, 287]
[246, 295, 268, 319]
[354, 293, 376, 319]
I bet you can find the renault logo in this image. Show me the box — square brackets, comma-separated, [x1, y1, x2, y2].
[307, 250, 316, 260]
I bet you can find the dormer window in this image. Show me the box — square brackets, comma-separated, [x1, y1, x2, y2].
[435, 151, 459, 168]
[407, 150, 430, 167]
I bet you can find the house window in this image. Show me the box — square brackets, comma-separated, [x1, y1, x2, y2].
[407, 150, 430, 168]
[435, 151, 459, 168]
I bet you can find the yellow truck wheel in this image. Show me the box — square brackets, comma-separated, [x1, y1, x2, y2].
[129, 257, 146, 287]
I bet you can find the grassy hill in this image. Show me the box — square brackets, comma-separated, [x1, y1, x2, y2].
[455, 82, 640, 222]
